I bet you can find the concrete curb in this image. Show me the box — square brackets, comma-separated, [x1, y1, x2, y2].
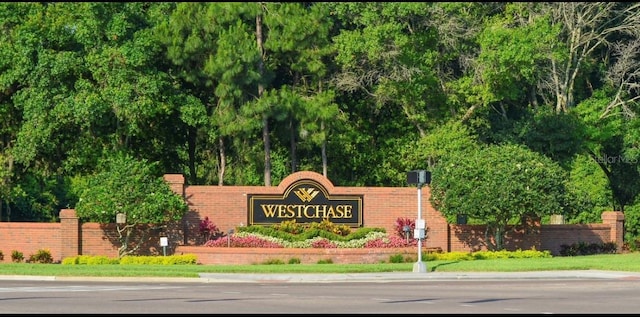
[196, 270, 640, 283]
[3, 270, 639, 283]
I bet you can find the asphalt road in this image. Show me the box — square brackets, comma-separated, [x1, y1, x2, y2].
[1, 271, 640, 314]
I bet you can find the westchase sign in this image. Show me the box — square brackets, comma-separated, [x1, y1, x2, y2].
[248, 179, 363, 227]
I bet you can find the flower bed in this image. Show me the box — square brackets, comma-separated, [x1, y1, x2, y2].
[174, 245, 419, 265]
[202, 231, 417, 249]
[184, 218, 422, 264]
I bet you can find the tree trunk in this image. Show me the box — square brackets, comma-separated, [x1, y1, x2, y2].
[321, 121, 328, 177]
[290, 116, 297, 173]
[256, 7, 271, 186]
[187, 126, 197, 185]
[218, 137, 225, 186]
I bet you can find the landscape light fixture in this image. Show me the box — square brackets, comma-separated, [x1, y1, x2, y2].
[116, 213, 127, 225]
[227, 229, 235, 247]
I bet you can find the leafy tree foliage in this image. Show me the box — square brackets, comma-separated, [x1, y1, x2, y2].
[406, 120, 481, 171]
[574, 89, 640, 212]
[516, 107, 585, 166]
[74, 153, 189, 257]
[565, 154, 612, 224]
[623, 203, 640, 251]
[0, 2, 639, 249]
[430, 143, 574, 250]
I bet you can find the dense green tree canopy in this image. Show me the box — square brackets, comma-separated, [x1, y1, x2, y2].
[75, 152, 188, 257]
[0, 2, 639, 247]
[430, 143, 576, 250]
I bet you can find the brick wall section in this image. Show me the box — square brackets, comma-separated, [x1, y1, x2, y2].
[448, 218, 541, 252]
[0, 171, 626, 263]
[79, 223, 120, 257]
[0, 222, 60, 262]
[178, 171, 444, 247]
[541, 224, 612, 255]
[59, 214, 169, 260]
[540, 212, 623, 255]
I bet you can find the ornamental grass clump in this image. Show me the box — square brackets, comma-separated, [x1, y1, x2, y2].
[307, 218, 351, 236]
[273, 219, 304, 234]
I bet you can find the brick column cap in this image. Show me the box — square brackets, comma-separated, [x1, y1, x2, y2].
[601, 211, 624, 222]
[59, 209, 77, 219]
[163, 174, 185, 185]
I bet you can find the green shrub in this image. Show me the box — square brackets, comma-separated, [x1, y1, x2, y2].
[11, 250, 24, 263]
[287, 257, 301, 264]
[559, 241, 617, 256]
[77, 255, 95, 264]
[162, 254, 198, 265]
[28, 249, 53, 263]
[61, 255, 118, 265]
[432, 251, 474, 261]
[425, 249, 552, 261]
[145, 256, 167, 265]
[404, 255, 416, 262]
[59, 254, 198, 265]
[316, 258, 333, 264]
[118, 254, 198, 265]
[87, 256, 119, 265]
[262, 258, 285, 265]
[389, 254, 405, 263]
[61, 257, 79, 265]
[237, 223, 385, 245]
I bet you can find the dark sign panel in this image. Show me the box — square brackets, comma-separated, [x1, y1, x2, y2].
[248, 179, 363, 227]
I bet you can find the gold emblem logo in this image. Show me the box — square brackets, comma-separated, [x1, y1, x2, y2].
[294, 187, 319, 202]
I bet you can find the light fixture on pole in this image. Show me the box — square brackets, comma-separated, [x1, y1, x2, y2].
[406, 170, 431, 273]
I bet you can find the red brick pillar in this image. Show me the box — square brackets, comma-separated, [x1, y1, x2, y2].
[163, 174, 187, 245]
[59, 209, 80, 260]
[601, 211, 625, 253]
[164, 174, 185, 197]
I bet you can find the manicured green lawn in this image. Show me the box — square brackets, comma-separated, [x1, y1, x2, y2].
[1, 253, 640, 278]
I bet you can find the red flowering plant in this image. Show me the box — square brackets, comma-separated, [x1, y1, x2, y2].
[204, 235, 284, 248]
[311, 238, 338, 248]
[395, 217, 415, 240]
[199, 216, 222, 244]
[363, 235, 415, 248]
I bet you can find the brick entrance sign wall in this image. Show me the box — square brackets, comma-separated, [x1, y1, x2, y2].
[0, 171, 625, 264]
[174, 171, 447, 248]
